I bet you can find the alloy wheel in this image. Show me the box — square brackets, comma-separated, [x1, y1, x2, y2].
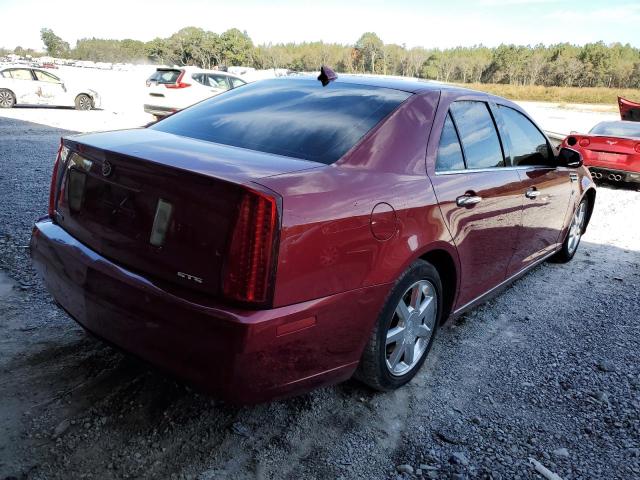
[385, 279, 437, 376]
[567, 200, 586, 254]
[0, 91, 14, 107]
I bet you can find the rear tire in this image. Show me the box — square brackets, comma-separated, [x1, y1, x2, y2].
[551, 198, 588, 263]
[356, 260, 442, 391]
[75, 94, 92, 110]
[0, 89, 16, 108]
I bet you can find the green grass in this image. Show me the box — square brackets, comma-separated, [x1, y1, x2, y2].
[454, 83, 640, 106]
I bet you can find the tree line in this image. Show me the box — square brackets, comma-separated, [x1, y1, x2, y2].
[4, 28, 639, 89]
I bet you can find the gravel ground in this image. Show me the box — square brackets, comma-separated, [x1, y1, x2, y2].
[1, 117, 639, 480]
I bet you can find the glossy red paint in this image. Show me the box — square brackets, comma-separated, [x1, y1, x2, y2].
[619, 96, 640, 122]
[31, 77, 596, 403]
[561, 133, 640, 184]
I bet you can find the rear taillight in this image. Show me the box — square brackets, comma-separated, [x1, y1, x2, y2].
[635, 143, 640, 153]
[48, 141, 63, 217]
[165, 82, 191, 89]
[223, 189, 279, 305]
[579, 138, 590, 147]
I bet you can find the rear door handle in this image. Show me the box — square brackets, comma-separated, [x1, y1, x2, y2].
[525, 188, 540, 199]
[569, 173, 579, 182]
[456, 195, 482, 207]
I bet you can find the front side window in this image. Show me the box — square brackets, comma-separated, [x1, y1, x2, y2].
[151, 78, 410, 165]
[450, 101, 504, 169]
[498, 105, 552, 166]
[34, 70, 60, 83]
[436, 113, 465, 171]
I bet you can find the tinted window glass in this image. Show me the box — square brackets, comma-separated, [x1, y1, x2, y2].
[5, 69, 33, 80]
[589, 121, 640, 138]
[450, 101, 504, 169]
[152, 79, 410, 164]
[207, 74, 229, 89]
[149, 69, 181, 84]
[34, 70, 60, 82]
[230, 77, 246, 88]
[191, 73, 206, 85]
[498, 105, 551, 166]
[436, 113, 465, 171]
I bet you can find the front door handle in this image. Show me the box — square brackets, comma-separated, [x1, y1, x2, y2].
[525, 188, 541, 199]
[456, 194, 483, 207]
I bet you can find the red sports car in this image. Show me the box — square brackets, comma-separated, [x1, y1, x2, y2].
[561, 119, 640, 187]
[30, 74, 596, 403]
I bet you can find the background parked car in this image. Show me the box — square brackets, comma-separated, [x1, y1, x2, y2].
[0, 66, 100, 110]
[143, 66, 246, 119]
[562, 120, 640, 187]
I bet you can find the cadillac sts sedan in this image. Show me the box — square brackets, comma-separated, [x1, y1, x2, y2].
[30, 74, 596, 403]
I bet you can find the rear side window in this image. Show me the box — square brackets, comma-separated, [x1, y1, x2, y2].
[230, 77, 246, 88]
[149, 69, 181, 84]
[4, 69, 33, 80]
[436, 113, 465, 171]
[34, 70, 60, 83]
[450, 101, 504, 169]
[498, 105, 552, 166]
[151, 79, 410, 165]
[207, 74, 229, 89]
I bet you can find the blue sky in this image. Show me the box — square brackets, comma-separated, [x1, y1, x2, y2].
[1, 0, 638, 50]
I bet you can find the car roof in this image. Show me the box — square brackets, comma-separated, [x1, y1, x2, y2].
[158, 66, 243, 78]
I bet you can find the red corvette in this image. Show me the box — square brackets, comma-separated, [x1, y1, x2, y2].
[561, 120, 640, 187]
[30, 74, 596, 403]
[561, 96, 640, 187]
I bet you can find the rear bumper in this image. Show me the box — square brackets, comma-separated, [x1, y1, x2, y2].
[587, 166, 640, 184]
[30, 219, 389, 403]
[143, 104, 179, 117]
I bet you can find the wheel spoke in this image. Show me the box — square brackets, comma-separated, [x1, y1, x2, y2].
[388, 343, 404, 368]
[395, 299, 410, 322]
[386, 326, 405, 345]
[418, 296, 435, 321]
[404, 342, 415, 365]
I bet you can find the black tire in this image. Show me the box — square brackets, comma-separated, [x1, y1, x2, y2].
[0, 89, 16, 108]
[75, 94, 93, 110]
[551, 197, 588, 263]
[356, 259, 442, 391]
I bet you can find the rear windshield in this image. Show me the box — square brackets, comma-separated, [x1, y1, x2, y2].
[149, 69, 181, 84]
[589, 121, 640, 138]
[150, 78, 410, 164]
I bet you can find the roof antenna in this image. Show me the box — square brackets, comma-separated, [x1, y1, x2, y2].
[317, 65, 337, 87]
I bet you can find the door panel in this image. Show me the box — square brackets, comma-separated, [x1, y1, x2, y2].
[507, 168, 573, 274]
[432, 171, 523, 306]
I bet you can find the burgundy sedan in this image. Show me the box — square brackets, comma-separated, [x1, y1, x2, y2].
[30, 75, 596, 403]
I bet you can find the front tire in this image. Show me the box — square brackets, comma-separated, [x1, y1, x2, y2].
[356, 260, 442, 391]
[0, 89, 16, 108]
[551, 198, 587, 263]
[75, 94, 93, 110]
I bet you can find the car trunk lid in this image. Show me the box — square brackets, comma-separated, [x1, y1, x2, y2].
[53, 129, 319, 297]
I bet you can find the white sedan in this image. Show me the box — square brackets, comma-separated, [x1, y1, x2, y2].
[0, 66, 100, 110]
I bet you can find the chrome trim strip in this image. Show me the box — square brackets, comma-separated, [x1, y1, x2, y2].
[435, 166, 556, 175]
[452, 248, 560, 316]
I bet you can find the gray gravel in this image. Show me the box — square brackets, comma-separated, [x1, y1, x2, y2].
[1, 117, 639, 480]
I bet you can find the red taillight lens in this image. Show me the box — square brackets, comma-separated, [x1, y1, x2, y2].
[48, 142, 63, 217]
[635, 143, 640, 153]
[165, 82, 191, 89]
[223, 189, 279, 304]
[579, 138, 590, 147]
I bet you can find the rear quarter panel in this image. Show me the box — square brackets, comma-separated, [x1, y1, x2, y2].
[257, 92, 459, 308]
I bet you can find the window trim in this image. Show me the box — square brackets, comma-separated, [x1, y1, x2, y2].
[435, 111, 467, 172]
[447, 99, 507, 171]
[494, 103, 554, 168]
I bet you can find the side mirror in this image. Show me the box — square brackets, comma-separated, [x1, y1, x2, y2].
[557, 147, 583, 168]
